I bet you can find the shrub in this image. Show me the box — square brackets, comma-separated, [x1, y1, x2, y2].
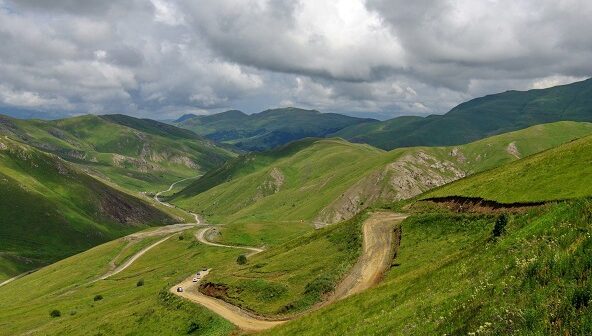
[236, 254, 247, 265]
[572, 287, 591, 309]
[178, 235, 184, 240]
[492, 213, 508, 237]
[49, 309, 61, 318]
[93, 294, 103, 301]
[137, 279, 144, 287]
[186, 322, 201, 334]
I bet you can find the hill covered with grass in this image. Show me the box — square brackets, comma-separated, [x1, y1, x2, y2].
[0, 137, 177, 281]
[0, 114, 235, 192]
[424, 133, 592, 203]
[174, 107, 377, 151]
[172, 121, 592, 241]
[333, 77, 592, 150]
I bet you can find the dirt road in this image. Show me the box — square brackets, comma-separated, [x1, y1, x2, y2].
[327, 212, 407, 302]
[172, 211, 407, 332]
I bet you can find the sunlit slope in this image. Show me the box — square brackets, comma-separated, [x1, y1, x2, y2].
[172, 122, 592, 231]
[0, 138, 175, 281]
[0, 228, 237, 335]
[267, 200, 592, 335]
[424, 133, 592, 203]
[0, 114, 235, 192]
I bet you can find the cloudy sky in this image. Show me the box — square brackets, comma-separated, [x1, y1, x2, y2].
[0, 0, 590, 120]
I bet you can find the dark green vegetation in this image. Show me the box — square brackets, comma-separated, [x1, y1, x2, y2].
[174, 107, 376, 151]
[0, 138, 176, 281]
[173, 121, 592, 245]
[425, 133, 592, 203]
[201, 214, 364, 316]
[0, 229, 237, 335]
[268, 200, 592, 335]
[333, 77, 592, 149]
[0, 113, 235, 192]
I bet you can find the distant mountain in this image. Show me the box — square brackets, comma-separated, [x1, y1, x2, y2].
[174, 107, 377, 151]
[0, 114, 235, 192]
[333, 77, 592, 149]
[0, 138, 176, 279]
[0, 106, 72, 120]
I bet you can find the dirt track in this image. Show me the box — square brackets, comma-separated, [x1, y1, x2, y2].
[172, 211, 407, 332]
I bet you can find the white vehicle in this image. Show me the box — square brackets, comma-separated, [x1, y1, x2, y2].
[192, 278, 198, 282]
[176, 287, 183, 292]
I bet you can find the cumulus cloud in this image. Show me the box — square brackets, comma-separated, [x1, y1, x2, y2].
[0, 0, 590, 119]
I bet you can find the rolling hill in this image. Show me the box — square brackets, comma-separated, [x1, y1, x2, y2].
[0, 137, 178, 281]
[174, 107, 377, 151]
[333, 77, 592, 149]
[423, 132, 592, 203]
[0, 114, 235, 192]
[171, 121, 592, 240]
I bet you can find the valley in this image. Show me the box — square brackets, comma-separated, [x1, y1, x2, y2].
[1, 80, 592, 335]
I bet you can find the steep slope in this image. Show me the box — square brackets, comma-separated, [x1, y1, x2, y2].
[0, 137, 176, 281]
[175, 107, 377, 151]
[424, 133, 592, 203]
[267, 200, 592, 335]
[0, 114, 235, 192]
[172, 121, 592, 234]
[333, 77, 592, 149]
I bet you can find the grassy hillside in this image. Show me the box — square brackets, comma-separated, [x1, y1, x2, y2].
[0, 227, 238, 335]
[0, 137, 176, 281]
[0, 114, 235, 192]
[201, 213, 365, 316]
[172, 122, 592, 246]
[424, 133, 592, 203]
[267, 199, 592, 335]
[175, 107, 377, 151]
[333, 77, 592, 150]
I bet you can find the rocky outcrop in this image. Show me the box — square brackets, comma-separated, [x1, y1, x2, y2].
[506, 141, 521, 159]
[253, 167, 284, 201]
[314, 151, 467, 228]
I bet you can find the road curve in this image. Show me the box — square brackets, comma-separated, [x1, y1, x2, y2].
[172, 211, 407, 332]
[195, 227, 263, 256]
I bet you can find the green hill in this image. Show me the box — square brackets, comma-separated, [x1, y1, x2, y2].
[172, 121, 592, 246]
[174, 107, 377, 151]
[0, 138, 177, 281]
[423, 133, 592, 203]
[333, 77, 592, 149]
[0, 114, 235, 192]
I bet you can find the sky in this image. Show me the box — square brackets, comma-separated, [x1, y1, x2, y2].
[0, 0, 590, 120]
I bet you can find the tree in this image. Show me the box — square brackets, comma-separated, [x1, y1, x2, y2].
[236, 254, 247, 265]
[492, 213, 508, 237]
[137, 278, 144, 287]
[50, 309, 61, 318]
[93, 294, 103, 301]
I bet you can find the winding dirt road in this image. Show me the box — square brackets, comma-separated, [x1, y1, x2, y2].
[170, 211, 407, 332]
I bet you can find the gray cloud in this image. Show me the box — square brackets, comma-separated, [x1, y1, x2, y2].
[0, 0, 590, 120]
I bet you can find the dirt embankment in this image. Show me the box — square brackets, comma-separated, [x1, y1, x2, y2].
[423, 196, 547, 213]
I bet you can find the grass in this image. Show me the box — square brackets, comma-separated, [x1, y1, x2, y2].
[0, 138, 176, 280]
[173, 122, 592, 245]
[424, 133, 592, 203]
[202, 213, 366, 316]
[0, 228, 238, 336]
[1, 113, 235, 193]
[267, 199, 592, 335]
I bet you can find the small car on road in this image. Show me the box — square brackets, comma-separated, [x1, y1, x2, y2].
[192, 278, 198, 282]
[176, 287, 183, 292]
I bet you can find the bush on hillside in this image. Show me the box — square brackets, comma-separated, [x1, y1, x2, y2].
[49, 309, 61, 318]
[93, 294, 103, 301]
[492, 213, 508, 237]
[137, 279, 144, 287]
[236, 254, 247, 265]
